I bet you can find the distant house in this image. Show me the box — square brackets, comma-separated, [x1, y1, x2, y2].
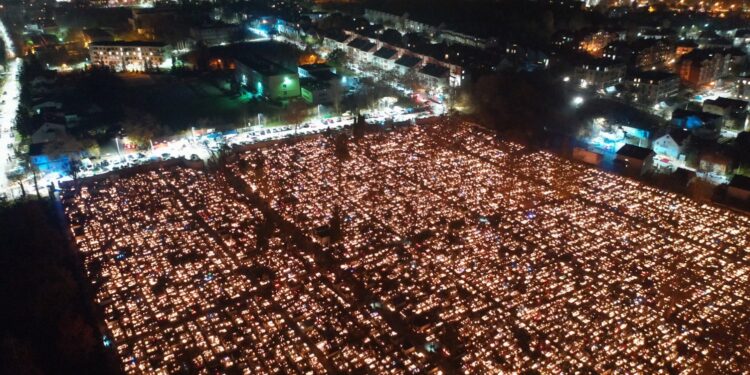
[31, 122, 66, 145]
[573, 58, 626, 90]
[703, 97, 749, 129]
[699, 151, 734, 175]
[31, 100, 62, 115]
[347, 38, 377, 65]
[703, 97, 749, 117]
[189, 23, 239, 46]
[29, 123, 70, 173]
[322, 30, 354, 52]
[82, 28, 113, 47]
[29, 143, 70, 173]
[653, 128, 691, 159]
[616, 144, 655, 175]
[626, 70, 680, 104]
[372, 46, 399, 70]
[671, 109, 723, 138]
[394, 55, 423, 76]
[728, 174, 750, 201]
[418, 63, 450, 91]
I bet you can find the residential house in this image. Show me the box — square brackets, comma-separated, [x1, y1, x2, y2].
[653, 128, 691, 160]
[573, 59, 626, 89]
[616, 144, 655, 175]
[703, 97, 749, 129]
[626, 70, 680, 104]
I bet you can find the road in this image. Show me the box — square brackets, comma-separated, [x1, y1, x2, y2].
[63, 106, 438, 186]
[0, 18, 21, 198]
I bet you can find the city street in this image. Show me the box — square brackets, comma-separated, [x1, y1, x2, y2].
[53, 103, 438, 190]
[0, 19, 21, 199]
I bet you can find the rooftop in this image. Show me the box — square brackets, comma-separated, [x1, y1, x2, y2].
[616, 144, 654, 160]
[668, 128, 691, 145]
[419, 63, 450, 78]
[89, 40, 167, 48]
[236, 55, 294, 76]
[347, 38, 377, 52]
[704, 97, 749, 109]
[373, 47, 398, 60]
[395, 55, 422, 68]
[630, 70, 678, 82]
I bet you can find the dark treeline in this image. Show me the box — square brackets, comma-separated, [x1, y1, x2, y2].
[362, 0, 603, 45]
[0, 199, 118, 374]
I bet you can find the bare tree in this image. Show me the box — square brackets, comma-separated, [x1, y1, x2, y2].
[282, 101, 309, 134]
[120, 109, 165, 149]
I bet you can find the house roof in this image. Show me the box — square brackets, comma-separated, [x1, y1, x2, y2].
[672, 109, 722, 122]
[668, 128, 691, 145]
[373, 47, 398, 59]
[704, 97, 749, 109]
[616, 144, 654, 160]
[419, 63, 449, 78]
[31, 122, 66, 145]
[299, 63, 331, 72]
[324, 30, 350, 43]
[82, 28, 113, 42]
[309, 69, 338, 82]
[729, 175, 750, 191]
[395, 55, 422, 68]
[90, 40, 167, 48]
[630, 70, 678, 83]
[235, 55, 294, 76]
[347, 38, 376, 52]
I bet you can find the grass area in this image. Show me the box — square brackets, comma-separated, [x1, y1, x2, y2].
[117, 73, 279, 131]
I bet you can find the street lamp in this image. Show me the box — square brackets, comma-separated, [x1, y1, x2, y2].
[115, 137, 123, 161]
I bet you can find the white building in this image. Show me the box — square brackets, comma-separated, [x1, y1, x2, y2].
[653, 129, 690, 160]
[89, 41, 170, 72]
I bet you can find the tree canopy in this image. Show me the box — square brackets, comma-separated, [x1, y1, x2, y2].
[0, 200, 117, 374]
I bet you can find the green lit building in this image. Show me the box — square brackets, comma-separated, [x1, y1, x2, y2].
[235, 56, 300, 102]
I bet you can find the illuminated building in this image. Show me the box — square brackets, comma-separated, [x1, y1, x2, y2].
[678, 49, 726, 87]
[652, 129, 691, 160]
[89, 41, 170, 72]
[579, 30, 620, 57]
[626, 70, 680, 104]
[235, 56, 300, 101]
[573, 58, 626, 89]
[189, 23, 239, 47]
[615, 144, 655, 175]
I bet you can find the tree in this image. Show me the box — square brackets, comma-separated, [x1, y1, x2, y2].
[0, 201, 114, 374]
[330, 80, 345, 115]
[120, 109, 165, 149]
[327, 49, 348, 69]
[282, 101, 309, 134]
[471, 72, 574, 144]
[43, 132, 85, 179]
